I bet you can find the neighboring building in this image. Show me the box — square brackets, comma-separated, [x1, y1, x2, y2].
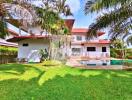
[68, 28, 110, 59]
[0, 29, 18, 48]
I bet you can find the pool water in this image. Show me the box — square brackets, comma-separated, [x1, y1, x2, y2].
[111, 60, 132, 65]
[80, 60, 132, 66]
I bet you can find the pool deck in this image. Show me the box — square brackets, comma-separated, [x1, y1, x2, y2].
[72, 65, 125, 70]
[66, 57, 126, 70]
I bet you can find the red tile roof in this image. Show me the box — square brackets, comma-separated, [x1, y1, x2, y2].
[72, 28, 88, 33]
[7, 35, 51, 42]
[72, 40, 110, 45]
[72, 28, 105, 36]
[65, 19, 75, 32]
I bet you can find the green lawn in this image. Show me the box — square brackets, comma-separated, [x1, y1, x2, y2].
[0, 62, 132, 100]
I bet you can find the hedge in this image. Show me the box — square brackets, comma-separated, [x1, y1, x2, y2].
[0, 46, 18, 55]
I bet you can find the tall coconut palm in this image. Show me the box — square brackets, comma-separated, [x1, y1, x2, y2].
[85, 0, 132, 40]
[0, 0, 34, 38]
[127, 36, 132, 45]
[0, 0, 12, 39]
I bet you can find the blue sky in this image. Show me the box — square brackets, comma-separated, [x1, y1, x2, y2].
[66, 0, 97, 28]
[65, 0, 108, 39]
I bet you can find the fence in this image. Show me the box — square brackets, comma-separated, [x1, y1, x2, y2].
[0, 54, 17, 64]
[0, 46, 18, 64]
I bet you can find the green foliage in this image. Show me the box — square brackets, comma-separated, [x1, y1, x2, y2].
[0, 20, 8, 39]
[36, 7, 70, 35]
[0, 46, 18, 55]
[0, 0, 13, 39]
[39, 49, 49, 61]
[85, 0, 132, 40]
[110, 39, 126, 49]
[124, 62, 132, 67]
[0, 64, 132, 100]
[111, 48, 132, 59]
[110, 48, 118, 58]
[127, 36, 132, 46]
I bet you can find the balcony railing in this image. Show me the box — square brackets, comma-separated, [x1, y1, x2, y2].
[72, 52, 110, 58]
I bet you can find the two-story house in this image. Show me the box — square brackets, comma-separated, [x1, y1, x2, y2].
[69, 28, 110, 59]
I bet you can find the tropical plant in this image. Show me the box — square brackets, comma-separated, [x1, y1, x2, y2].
[85, 0, 132, 41]
[110, 39, 126, 49]
[36, 0, 72, 59]
[39, 49, 49, 62]
[0, 0, 12, 39]
[127, 36, 132, 45]
[36, 0, 72, 35]
[0, 0, 72, 38]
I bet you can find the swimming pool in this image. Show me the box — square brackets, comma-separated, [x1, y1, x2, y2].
[80, 60, 132, 66]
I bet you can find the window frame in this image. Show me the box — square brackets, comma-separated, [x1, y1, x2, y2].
[22, 43, 29, 47]
[87, 47, 96, 52]
[102, 47, 107, 52]
[76, 35, 82, 41]
[72, 48, 81, 52]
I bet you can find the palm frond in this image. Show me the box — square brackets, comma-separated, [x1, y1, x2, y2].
[85, 0, 131, 14]
[0, 19, 8, 39]
[87, 2, 132, 39]
[126, 36, 132, 46]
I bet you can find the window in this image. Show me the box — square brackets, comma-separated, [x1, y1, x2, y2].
[87, 47, 96, 51]
[23, 43, 29, 47]
[72, 48, 81, 52]
[102, 47, 107, 52]
[72, 48, 81, 56]
[76, 35, 82, 41]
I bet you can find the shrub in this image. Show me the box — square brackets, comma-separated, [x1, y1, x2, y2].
[111, 48, 132, 59]
[124, 62, 132, 67]
[0, 46, 18, 55]
[39, 49, 49, 62]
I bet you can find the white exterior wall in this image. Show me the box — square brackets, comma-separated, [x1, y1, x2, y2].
[18, 39, 50, 59]
[72, 34, 98, 42]
[84, 44, 110, 58]
[70, 35, 110, 58]
[72, 35, 86, 42]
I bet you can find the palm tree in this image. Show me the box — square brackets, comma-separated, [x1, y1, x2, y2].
[0, 0, 12, 39]
[0, 0, 34, 38]
[127, 36, 132, 45]
[85, 0, 132, 40]
[35, 0, 72, 59]
[36, 0, 72, 34]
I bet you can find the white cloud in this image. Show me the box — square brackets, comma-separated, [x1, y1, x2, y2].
[66, 0, 81, 14]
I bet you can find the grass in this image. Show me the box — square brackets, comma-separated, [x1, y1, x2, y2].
[0, 62, 132, 100]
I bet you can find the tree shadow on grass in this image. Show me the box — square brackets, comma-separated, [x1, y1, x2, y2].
[38, 66, 132, 86]
[0, 72, 132, 100]
[0, 64, 132, 100]
[0, 64, 44, 81]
